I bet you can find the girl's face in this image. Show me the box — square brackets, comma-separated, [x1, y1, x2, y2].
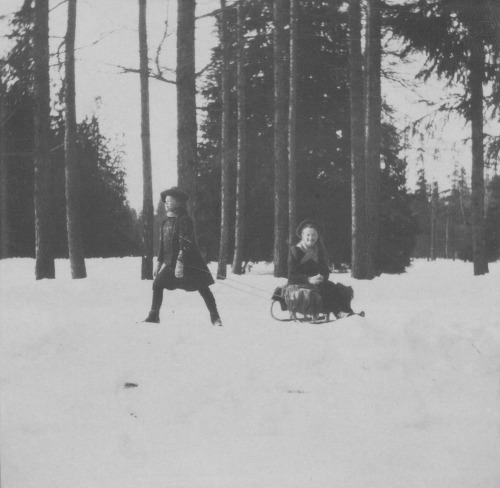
[164, 196, 179, 213]
[301, 227, 318, 248]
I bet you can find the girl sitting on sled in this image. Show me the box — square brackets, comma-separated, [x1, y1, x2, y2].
[286, 219, 357, 322]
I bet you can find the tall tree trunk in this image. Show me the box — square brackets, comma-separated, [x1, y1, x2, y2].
[445, 206, 450, 259]
[348, 0, 366, 279]
[177, 0, 197, 215]
[364, 0, 381, 279]
[0, 74, 9, 258]
[430, 183, 438, 261]
[232, 0, 247, 275]
[217, 0, 230, 279]
[139, 0, 154, 280]
[469, 31, 489, 275]
[273, 0, 288, 278]
[64, 0, 86, 279]
[288, 0, 298, 249]
[34, 0, 55, 279]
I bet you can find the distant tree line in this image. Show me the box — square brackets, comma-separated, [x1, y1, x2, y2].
[411, 167, 500, 263]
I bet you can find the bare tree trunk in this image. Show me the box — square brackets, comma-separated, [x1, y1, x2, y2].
[34, 0, 55, 279]
[64, 0, 86, 279]
[139, 0, 154, 280]
[469, 30, 489, 275]
[217, 0, 230, 279]
[288, 0, 298, 249]
[348, 0, 366, 279]
[232, 0, 247, 275]
[273, 0, 288, 278]
[364, 0, 381, 278]
[430, 183, 438, 261]
[445, 206, 450, 259]
[0, 74, 9, 258]
[177, 0, 197, 215]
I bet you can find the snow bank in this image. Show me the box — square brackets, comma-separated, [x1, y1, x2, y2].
[1, 258, 499, 488]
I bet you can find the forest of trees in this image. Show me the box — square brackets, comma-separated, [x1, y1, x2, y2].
[0, 4, 141, 270]
[0, 0, 498, 280]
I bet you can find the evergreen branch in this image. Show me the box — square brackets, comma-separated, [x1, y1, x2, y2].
[195, 1, 238, 21]
[195, 61, 214, 78]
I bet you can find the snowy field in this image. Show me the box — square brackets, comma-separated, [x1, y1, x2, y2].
[1, 257, 500, 488]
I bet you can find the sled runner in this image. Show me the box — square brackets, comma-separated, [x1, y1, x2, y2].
[271, 283, 365, 323]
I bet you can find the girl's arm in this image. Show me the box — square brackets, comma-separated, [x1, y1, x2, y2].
[175, 216, 195, 278]
[177, 215, 195, 254]
[319, 245, 330, 281]
[157, 220, 165, 263]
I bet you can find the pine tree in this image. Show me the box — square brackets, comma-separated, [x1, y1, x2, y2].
[430, 182, 439, 261]
[217, 0, 231, 280]
[177, 0, 197, 212]
[388, 0, 500, 275]
[348, 0, 367, 278]
[232, 0, 248, 275]
[485, 175, 500, 261]
[138, 0, 154, 280]
[364, 0, 382, 278]
[0, 71, 9, 258]
[64, 0, 87, 279]
[287, 0, 298, 249]
[273, 0, 289, 278]
[33, 0, 55, 279]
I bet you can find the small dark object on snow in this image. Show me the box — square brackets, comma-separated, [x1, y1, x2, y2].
[124, 383, 138, 389]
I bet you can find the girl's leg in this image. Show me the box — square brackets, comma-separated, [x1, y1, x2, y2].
[198, 287, 222, 326]
[144, 273, 165, 323]
[151, 282, 164, 312]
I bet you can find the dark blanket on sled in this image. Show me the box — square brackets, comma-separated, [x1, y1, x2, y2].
[272, 281, 355, 317]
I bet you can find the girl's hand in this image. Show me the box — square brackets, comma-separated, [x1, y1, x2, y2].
[175, 260, 184, 278]
[153, 262, 162, 278]
[308, 274, 323, 285]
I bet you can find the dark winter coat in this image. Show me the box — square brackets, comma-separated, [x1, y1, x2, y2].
[288, 244, 330, 285]
[287, 244, 350, 315]
[155, 211, 214, 292]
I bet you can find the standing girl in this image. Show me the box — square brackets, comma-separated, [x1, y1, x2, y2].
[143, 187, 222, 326]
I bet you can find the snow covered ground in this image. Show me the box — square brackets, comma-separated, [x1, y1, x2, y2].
[1, 257, 499, 488]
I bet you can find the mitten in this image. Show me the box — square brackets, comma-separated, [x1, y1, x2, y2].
[175, 253, 184, 278]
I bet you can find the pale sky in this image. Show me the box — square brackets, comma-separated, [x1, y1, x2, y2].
[1, 0, 494, 210]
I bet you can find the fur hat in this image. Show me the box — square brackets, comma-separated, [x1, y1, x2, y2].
[296, 219, 324, 238]
[160, 187, 190, 203]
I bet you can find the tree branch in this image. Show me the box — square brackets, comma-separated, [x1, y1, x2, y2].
[115, 64, 176, 85]
[195, 61, 214, 78]
[49, 0, 68, 13]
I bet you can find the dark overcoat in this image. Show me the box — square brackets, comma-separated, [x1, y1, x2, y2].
[287, 244, 347, 315]
[155, 211, 214, 292]
[288, 245, 330, 285]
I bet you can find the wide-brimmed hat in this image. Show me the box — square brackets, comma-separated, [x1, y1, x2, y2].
[296, 219, 324, 238]
[160, 186, 190, 203]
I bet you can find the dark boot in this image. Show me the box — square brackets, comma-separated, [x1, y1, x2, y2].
[199, 287, 222, 326]
[143, 310, 160, 323]
[210, 312, 223, 327]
